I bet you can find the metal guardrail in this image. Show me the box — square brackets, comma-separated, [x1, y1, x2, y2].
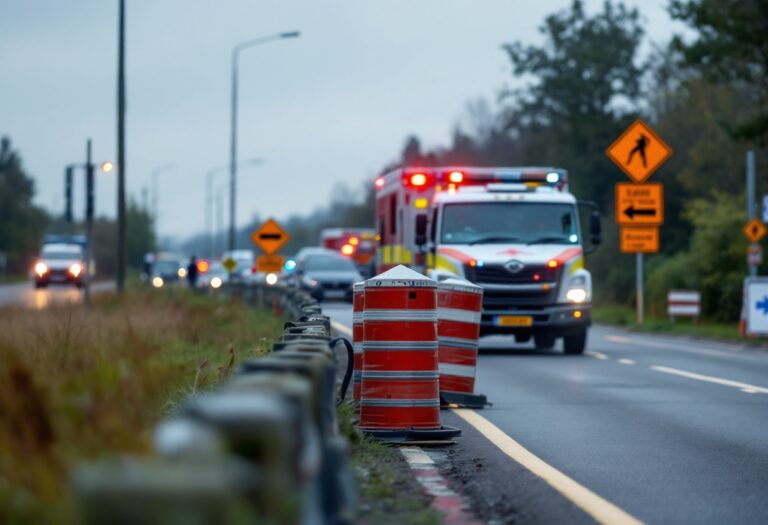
[74, 282, 356, 525]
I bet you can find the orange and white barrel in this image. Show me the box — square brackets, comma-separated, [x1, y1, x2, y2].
[360, 265, 440, 430]
[352, 281, 364, 405]
[437, 278, 484, 400]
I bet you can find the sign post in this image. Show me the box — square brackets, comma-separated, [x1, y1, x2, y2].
[251, 218, 290, 274]
[607, 119, 672, 324]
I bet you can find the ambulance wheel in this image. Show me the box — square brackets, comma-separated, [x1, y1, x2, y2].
[534, 334, 555, 350]
[564, 331, 587, 355]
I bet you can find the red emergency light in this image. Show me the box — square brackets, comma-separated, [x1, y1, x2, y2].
[374, 177, 385, 190]
[197, 259, 210, 273]
[448, 171, 464, 183]
[410, 173, 427, 186]
[341, 244, 355, 256]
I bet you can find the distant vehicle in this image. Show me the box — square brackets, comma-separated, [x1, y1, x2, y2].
[150, 258, 184, 288]
[292, 251, 363, 301]
[33, 242, 86, 288]
[375, 166, 602, 354]
[199, 262, 228, 289]
[320, 227, 377, 277]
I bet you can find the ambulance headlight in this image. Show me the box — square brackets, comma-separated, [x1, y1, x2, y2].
[546, 172, 560, 183]
[566, 288, 588, 303]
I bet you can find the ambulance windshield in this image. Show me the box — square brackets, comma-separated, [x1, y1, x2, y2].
[441, 202, 579, 245]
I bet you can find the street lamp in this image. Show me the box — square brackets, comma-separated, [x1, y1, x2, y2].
[206, 158, 262, 258]
[151, 163, 175, 242]
[228, 30, 300, 251]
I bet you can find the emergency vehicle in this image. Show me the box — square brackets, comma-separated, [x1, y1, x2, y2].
[320, 227, 377, 277]
[374, 167, 602, 354]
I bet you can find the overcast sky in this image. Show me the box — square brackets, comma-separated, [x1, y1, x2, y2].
[1, 0, 682, 239]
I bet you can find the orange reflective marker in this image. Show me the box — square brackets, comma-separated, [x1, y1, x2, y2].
[620, 226, 659, 253]
[606, 119, 672, 183]
[615, 182, 664, 226]
[743, 218, 767, 243]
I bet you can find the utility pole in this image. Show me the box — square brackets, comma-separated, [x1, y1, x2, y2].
[85, 139, 94, 306]
[116, 0, 127, 292]
[64, 166, 74, 222]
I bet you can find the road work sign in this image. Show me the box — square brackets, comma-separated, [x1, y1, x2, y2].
[606, 119, 672, 183]
[743, 218, 767, 243]
[620, 226, 659, 253]
[222, 257, 237, 273]
[745, 277, 768, 335]
[251, 218, 290, 255]
[615, 182, 664, 226]
[257, 255, 285, 273]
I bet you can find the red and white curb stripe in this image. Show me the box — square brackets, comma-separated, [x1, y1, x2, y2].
[400, 447, 481, 525]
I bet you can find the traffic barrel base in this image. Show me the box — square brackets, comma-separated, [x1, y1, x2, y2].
[440, 391, 490, 409]
[362, 425, 462, 444]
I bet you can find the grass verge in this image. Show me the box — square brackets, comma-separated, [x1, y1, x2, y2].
[0, 287, 283, 524]
[338, 404, 442, 525]
[591, 304, 760, 344]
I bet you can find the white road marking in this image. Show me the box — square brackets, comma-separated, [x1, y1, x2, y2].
[330, 320, 353, 336]
[586, 351, 609, 360]
[453, 409, 645, 525]
[618, 358, 636, 365]
[401, 446, 435, 466]
[651, 365, 768, 394]
[603, 333, 746, 359]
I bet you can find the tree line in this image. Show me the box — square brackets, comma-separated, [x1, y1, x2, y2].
[0, 136, 155, 277]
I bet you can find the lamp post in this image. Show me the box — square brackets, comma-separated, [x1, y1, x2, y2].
[228, 30, 300, 251]
[151, 163, 175, 243]
[206, 158, 261, 258]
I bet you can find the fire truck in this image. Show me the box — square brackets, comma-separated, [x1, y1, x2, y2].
[374, 167, 602, 354]
[320, 227, 377, 277]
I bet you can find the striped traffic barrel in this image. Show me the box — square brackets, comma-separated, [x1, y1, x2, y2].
[360, 265, 441, 430]
[437, 278, 488, 408]
[352, 282, 364, 406]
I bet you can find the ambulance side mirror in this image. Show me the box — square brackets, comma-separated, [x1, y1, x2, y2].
[415, 214, 428, 247]
[590, 211, 602, 246]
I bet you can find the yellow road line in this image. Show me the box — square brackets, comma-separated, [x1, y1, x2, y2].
[452, 409, 645, 525]
[331, 320, 353, 336]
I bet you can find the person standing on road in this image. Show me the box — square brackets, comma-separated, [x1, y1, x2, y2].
[187, 256, 199, 288]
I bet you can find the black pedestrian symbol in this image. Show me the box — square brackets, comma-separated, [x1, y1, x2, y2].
[626, 133, 649, 168]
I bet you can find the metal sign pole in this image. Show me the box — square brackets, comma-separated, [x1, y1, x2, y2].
[747, 150, 757, 277]
[636, 253, 644, 324]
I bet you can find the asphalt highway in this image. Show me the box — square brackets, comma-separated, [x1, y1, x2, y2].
[0, 280, 115, 309]
[322, 302, 768, 524]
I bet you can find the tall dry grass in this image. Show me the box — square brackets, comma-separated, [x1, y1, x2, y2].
[0, 288, 281, 523]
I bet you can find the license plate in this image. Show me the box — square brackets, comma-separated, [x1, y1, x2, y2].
[495, 315, 533, 327]
[324, 290, 346, 299]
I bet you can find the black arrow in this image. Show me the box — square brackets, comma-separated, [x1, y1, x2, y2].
[623, 205, 656, 219]
[259, 233, 283, 240]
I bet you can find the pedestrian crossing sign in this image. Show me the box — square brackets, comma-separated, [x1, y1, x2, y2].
[606, 119, 673, 183]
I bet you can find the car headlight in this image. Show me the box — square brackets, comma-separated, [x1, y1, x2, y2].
[178, 268, 187, 278]
[210, 277, 222, 289]
[302, 277, 319, 288]
[152, 276, 164, 288]
[265, 273, 278, 286]
[566, 287, 588, 303]
[34, 262, 48, 276]
[68, 263, 82, 277]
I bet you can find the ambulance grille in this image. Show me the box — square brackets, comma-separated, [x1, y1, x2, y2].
[467, 264, 559, 285]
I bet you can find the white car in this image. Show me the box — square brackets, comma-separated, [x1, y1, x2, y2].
[33, 243, 86, 288]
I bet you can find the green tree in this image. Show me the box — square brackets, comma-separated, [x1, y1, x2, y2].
[501, 0, 646, 206]
[0, 137, 49, 273]
[670, 0, 768, 141]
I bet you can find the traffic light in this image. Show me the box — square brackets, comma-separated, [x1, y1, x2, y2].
[64, 167, 74, 222]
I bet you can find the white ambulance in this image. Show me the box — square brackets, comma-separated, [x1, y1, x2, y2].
[374, 167, 602, 354]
